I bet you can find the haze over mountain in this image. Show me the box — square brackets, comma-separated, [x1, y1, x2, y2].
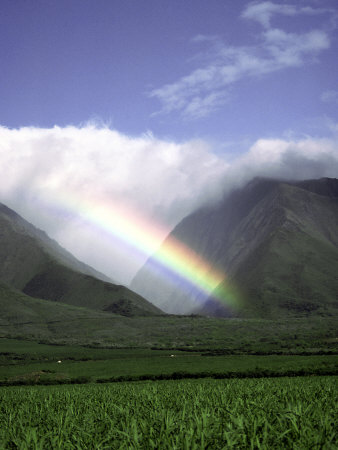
[0, 203, 161, 317]
[131, 177, 338, 318]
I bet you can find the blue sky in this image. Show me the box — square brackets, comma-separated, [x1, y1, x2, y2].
[1, 0, 338, 146]
[1, 0, 338, 283]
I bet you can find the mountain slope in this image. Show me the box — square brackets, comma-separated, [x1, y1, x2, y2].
[0, 281, 161, 343]
[0, 281, 116, 332]
[0, 203, 161, 316]
[22, 261, 160, 316]
[0, 203, 112, 287]
[2, 281, 337, 352]
[208, 181, 338, 317]
[131, 178, 338, 318]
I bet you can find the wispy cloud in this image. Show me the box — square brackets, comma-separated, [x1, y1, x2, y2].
[150, 2, 331, 119]
[321, 89, 338, 104]
[262, 28, 329, 67]
[241, 1, 326, 29]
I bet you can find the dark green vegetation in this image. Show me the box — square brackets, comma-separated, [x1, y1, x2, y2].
[1, 293, 337, 348]
[0, 338, 337, 386]
[0, 377, 336, 449]
[0, 202, 161, 316]
[132, 177, 338, 317]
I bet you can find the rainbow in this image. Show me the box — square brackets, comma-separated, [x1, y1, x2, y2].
[40, 191, 238, 310]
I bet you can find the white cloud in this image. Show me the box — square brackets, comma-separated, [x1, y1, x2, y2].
[150, 3, 330, 119]
[1, 124, 337, 284]
[263, 28, 329, 66]
[241, 2, 324, 29]
[0, 125, 229, 283]
[206, 136, 338, 205]
[241, 1, 298, 28]
[237, 137, 338, 181]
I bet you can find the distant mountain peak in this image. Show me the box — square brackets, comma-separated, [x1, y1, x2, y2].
[131, 177, 338, 318]
[294, 177, 338, 198]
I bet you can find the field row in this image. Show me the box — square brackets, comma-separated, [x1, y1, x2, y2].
[1, 350, 337, 385]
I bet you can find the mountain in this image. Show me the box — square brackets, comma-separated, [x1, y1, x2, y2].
[0, 281, 116, 334]
[0, 203, 161, 316]
[131, 177, 338, 318]
[3, 280, 337, 352]
[0, 280, 166, 343]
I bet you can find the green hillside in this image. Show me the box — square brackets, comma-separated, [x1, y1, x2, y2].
[0, 282, 163, 345]
[1, 281, 337, 352]
[0, 203, 161, 316]
[23, 262, 160, 316]
[0, 203, 111, 287]
[0, 282, 116, 337]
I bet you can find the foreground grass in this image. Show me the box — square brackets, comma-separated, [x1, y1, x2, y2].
[0, 376, 336, 449]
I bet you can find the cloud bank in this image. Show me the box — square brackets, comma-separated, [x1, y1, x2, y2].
[150, 1, 331, 119]
[0, 124, 337, 283]
[0, 125, 228, 282]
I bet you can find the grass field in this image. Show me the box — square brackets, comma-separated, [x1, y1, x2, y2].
[1, 338, 337, 384]
[2, 309, 337, 351]
[0, 376, 336, 449]
[1, 338, 337, 448]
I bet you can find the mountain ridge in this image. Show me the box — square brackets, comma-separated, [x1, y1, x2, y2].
[0, 202, 112, 284]
[0, 203, 162, 317]
[131, 177, 338, 317]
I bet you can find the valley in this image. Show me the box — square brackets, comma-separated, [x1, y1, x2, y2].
[1, 177, 337, 448]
